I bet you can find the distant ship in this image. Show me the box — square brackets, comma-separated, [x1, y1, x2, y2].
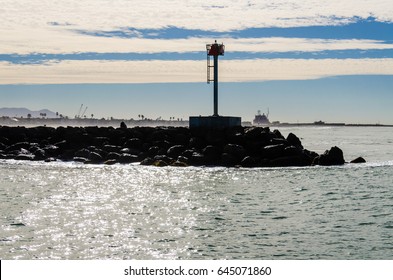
[253, 110, 270, 125]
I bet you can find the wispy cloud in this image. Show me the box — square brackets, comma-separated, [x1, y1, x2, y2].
[2, 0, 393, 32]
[1, 59, 393, 84]
[2, 31, 393, 56]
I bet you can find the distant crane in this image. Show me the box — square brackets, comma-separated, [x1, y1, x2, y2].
[75, 104, 88, 119]
[76, 104, 83, 118]
[81, 106, 88, 118]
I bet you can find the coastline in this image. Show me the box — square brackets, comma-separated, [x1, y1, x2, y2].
[1, 117, 392, 128]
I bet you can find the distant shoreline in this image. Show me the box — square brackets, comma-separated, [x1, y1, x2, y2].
[1, 117, 392, 128]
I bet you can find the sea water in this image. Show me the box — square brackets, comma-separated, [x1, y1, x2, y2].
[0, 126, 392, 260]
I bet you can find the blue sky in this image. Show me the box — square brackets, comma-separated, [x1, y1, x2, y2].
[1, 1, 393, 123]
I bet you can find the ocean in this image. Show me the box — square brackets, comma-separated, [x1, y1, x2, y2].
[1, 126, 392, 260]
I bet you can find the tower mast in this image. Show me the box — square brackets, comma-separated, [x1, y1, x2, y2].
[206, 40, 224, 116]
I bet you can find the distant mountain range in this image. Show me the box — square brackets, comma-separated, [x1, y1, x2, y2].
[0, 107, 57, 118]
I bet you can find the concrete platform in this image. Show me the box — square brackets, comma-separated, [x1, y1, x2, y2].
[189, 116, 241, 129]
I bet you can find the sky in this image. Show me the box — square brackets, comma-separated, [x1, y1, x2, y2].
[0, 0, 393, 124]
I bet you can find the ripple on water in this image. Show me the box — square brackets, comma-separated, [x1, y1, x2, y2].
[1, 160, 393, 259]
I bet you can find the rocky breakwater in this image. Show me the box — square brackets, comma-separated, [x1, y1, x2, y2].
[0, 125, 363, 167]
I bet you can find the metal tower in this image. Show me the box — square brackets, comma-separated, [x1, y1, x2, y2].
[206, 40, 224, 116]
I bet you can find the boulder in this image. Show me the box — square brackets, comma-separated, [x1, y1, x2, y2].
[261, 144, 286, 159]
[140, 157, 154, 165]
[171, 160, 188, 167]
[73, 157, 88, 163]
[14, 153, 35, 161]
[32, 148, 46, 160]
[104, 159, 117, 165]
[220, 153, 238, 167]
[124, 138, 142, 149]
[313, 146, 345, 166]
[270, 155, 309, 167]
[350, 157, 366, 163]
[118, 153, 139, 164]
[153, 160, 168, 167]
[154, 155, 173, 165]
[240, 156, 259, 167]
[176, 156, 189, 165]
[103, 145, 121, 153]
[223, 144, 246, 160]
[75, 148, 90, 158]
[190, 152, 206, 166]
[88, 151, 103, 163]
[202, 145, 220, 163]
[147, 146, 160, 157]
[286, 133, 303, 149]
[167, 145, 186, 158]
[106, 152, 121, 160]
[120, 121, 127, 129]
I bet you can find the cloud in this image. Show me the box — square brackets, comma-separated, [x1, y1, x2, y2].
[1, 0, 392, 56]
[1, 1, 392, 85]
[1, 59, 393, 84]
[1, 28, 392, 56]
[2, 1, 393, 32]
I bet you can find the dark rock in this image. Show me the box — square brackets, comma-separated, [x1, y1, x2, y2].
[73, 157, 88, 163]
[171, 160, 188, 167]
[118, 153, 139, 164]
[221, 153, 238, 166]
[189, 137, 205, 149]
[103, 145, 121, 153]
[53, 140, 68, 150]
[350, 157, 366, 163]
[43, 145, 60, 157]
[223, 144, 246, 160]
[167, 145, 186, 158]
[124, 138, 142, 149]
[273, 129, 285, 139]
[0, 142, 7, 150]
[182, 149, 195, 159]
[120, 121, 127, 129]
[313, 146, 345, 166]
[244, 127, 264, 139]
[14, 154, 35, 161]
[104, 159, 118, 165]
[261, 144, 286, 159]
[89, 151, 103, 163]
[270, 155, 309, 167]
[286, 133, 303, 149]
[202, 145, 220, 163]
[5, 142, 31, 152]
[153, 160, 168, 167]
[33, 148, 46, 160]
[154, 140, 171, 150]
[173, 133, 189, 145]
[284, 146, 300, 157]
[270, 138, 288, 145]
[241, 156, 259, 167]
[148, 146, 160, 157]
[177, 156, 189, 164]
[106, 152, 121, 160]
[303, 149, 319, 163]
[75, 148, 90, 158]
[190, 152, 206, 166]
[93, 137, 109, 147]
[154, 155, 173, 165]
[140, 157, 154, 165]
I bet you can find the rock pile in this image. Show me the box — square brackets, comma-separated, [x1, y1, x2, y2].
[0, 125, 359, 167]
